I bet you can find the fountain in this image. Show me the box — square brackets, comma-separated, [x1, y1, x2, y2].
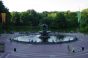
[39, 24, 50, 43]
[12, 24, 77, 44]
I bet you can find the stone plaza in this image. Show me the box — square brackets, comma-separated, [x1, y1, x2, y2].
[0, 32, 88, 58]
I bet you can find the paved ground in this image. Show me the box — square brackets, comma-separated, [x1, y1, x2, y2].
[0, 33, 88, 58]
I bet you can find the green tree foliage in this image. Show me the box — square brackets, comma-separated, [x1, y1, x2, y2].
[20, 12, 31, 25]
[80, 9, 88, 33]
[55, 12, 67, 30]
[64, 11, 78, 31]
[20, 10, 40, 26]
[10, 8, 88, 33]
[11, 12, 21, 25]
[10, 10, 79, 32]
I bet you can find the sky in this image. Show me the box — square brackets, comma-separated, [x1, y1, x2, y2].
[1, 0, 88, 12]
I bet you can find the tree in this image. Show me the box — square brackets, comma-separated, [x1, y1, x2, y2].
[27, 10, 39, 26]
[53, 12, 67, 31]
[64, 11, 78, 31]
[11, 12, 21, 25]
[80, 9, 88, 33]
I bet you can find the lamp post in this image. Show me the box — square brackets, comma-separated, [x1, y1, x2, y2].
[1, 13, 6, 33]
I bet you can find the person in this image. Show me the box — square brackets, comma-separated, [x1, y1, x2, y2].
[71, 47, 76, 53]
[72, 49, 75, 53]
[67, 45, 71, 52]
[82, 47, 84, 51]
[67, 45, 75, 53]
[14, 48, 16, 52]
[10, 38, 12, 42]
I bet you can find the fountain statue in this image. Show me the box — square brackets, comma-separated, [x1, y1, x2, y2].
[39, 24, 50, 42]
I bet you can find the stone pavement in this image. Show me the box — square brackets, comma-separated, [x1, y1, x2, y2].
[0, 33, 88, 58]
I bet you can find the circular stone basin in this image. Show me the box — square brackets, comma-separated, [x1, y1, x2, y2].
[12, 34, 77, 44]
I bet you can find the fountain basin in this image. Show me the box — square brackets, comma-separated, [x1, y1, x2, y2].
[11, 33, 77, 44]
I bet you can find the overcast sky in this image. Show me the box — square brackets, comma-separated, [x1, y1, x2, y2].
[1, 0, 88, 12]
